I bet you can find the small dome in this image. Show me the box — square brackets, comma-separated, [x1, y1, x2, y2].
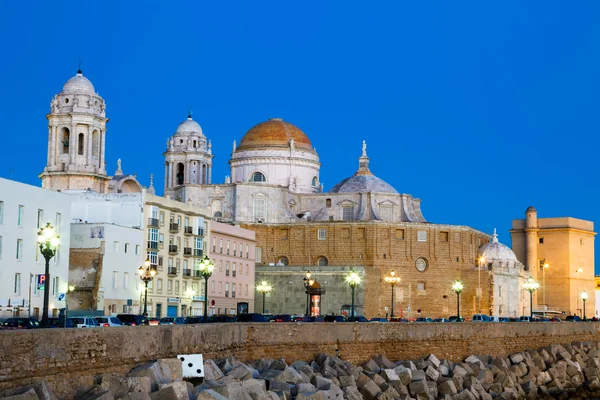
[176, 116, 203, 135]
[526, 206, 536, 212]
[238, 118, 313, 151]
[479, 229, 518, 262]
[62, 71, 96, 95]
[330, 174, 398, 194]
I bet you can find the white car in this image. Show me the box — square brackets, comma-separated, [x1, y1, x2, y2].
[68, 316, 100, 328]
[95, 316, 123, 327]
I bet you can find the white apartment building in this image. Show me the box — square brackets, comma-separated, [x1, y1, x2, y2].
[0, 178, 72, 320]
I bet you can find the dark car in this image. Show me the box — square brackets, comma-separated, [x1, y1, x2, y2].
[158, 317, 186, 325]
[269, 314, 294, 322]
[368, 317, 387, 322]
[550, 317, 562, 322]
[1, 318, 40, 330]
[323, 315, 347, 323]
[448, 316, 465, 322]
[389, 317, 408, 322]
[186, 316, 206, 324]
[565, 315, 582, 322]
[352, 316, 369, 322]
[209, 315, 236, 323]
[302, 316, 325, 322]
[415, 317, 433, 322]
[47, 317, 75, 328]
[236, 313, 269, 322]
[116, 314, 149, 326]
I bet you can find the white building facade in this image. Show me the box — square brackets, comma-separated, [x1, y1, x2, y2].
[0, 178, 72, 320]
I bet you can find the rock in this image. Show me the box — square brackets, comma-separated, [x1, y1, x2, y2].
[296, 383, 318, 393]
[409, 380, 429, 397]
[395, 366, 412, 385]
[3, 388, 39, 400]
[412, 370, 426, 381]
[426, 366, 439, 381]
[267, 381, 291, 398]
[313, 375, 333, 390]
[299, 364, 316, 380]
[129, 361, 173, 392]
[438, 380, 457, 396]
[426, 354, 441, 368]
[509, 353, 524, 365]
[240, 379, 267, 400]
[269, 359, 288, 371]
[363, 359, 381, 374]
[152, 382, 189, 400]
[452, 365, 468, 378]
[338, 375, 356, 388]
[282, 367, 304, 384]
[195, 389, 229, 400]
[360, 380, 382, 400]
[378, 386, 400, 400]
[380, 369, 400, 382]
[31, 382, 57, 400]
[343, 386, 363, 400]
[86, 390, 115, 400]
[158, 359, 183, 382]
[356, 373, 372, 389]
[227, 364, 259, 381]
[320, 364, 338, 379]
[203, 360, 225, 381]
[373, 355, 396, 369]
[322, 384, 344, 399]
[121, 393, 151, 400]
[291, 360, 309, 370]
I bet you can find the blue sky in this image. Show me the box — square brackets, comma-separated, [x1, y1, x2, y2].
[1, 2, 599, 271]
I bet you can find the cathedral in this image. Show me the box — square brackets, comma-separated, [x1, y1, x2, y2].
[39, 69, 530, 319]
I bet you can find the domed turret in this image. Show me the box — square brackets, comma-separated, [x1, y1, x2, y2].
[62, 70, 96, 95]
[237, 118, 314, 152]
[479, 229, 518, 263]
[175, 114, 203, 136]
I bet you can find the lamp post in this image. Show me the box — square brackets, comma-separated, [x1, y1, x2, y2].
[477, 256, 485, 314]
[256, 281, 273, 314]
[303, 271, 315, 317]
[138, 256, 156, 317]
[452, 280, 464, 320]
[384, 271, 401, 318]
[581, 291, 588, 320]
[576, 268, 583, 316]
[199, 256, 215, 322]
[542, 262, 549, 314]
[37, 222, 60, 328]
[523, 277, 540, 319]
[65, 285, 75, 325]
[345, 271, 361, 322]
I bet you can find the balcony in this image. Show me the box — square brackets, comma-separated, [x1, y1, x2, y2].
[169, 223, 179, 233]
[225, 291, 229, 298]
[168, 245, 178, 255]
[148, 218, 159, 228]
[168, 267, 177, 276]
[183, 247, 192, 257]
[196, 228, 205, 237]
[232, 271, 236, 277]
[183, 269, 192, 278]
[193, 270, 202, 279]
[147, 241, 158, 250]
[193, 249, 203, 257]
[184, 226, 193, 235]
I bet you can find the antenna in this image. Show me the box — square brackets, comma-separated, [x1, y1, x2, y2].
[77, 57, 82, 74]
[188, 106, 193, 119]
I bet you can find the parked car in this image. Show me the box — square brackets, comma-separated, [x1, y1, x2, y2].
[448, 316, 465, 322]
[368, 317, 387, 322]
[389, 317, 409, 322]
[550, 317, 562, 322]
[351, 316, 369, 322]
[158, 317, 187, 325]
[519, 316, 535, 322]
[1, 318, 40, 330]
[290, 315, 305, 322]
[415, 317, 433, 322]
[472, 314, 491, 322]
[323, 315, 347, 323]
[96, 316, 124, 327]
[269, 314, 294, 322]
[209, 315, 237, 323]
[46, 317, 75, 328]
[536, 317, 551, 322]
[236, 313, 270, 322]
[565, 315, 582, 322]
[433, 318, 449, 322]
[302, 316, 325, 322]
[148, 317, 161, 325]
[488, 316, 500, 322]
[68, 317, 100, 328]
[116, 314, 149, 326]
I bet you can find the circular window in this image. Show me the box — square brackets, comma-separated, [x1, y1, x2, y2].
[415, 258, 427, 272]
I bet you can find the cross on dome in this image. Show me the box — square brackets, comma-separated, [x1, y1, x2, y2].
[492, 228, 498, 243]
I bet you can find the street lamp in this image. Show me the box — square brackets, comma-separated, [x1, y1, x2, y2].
[138, 256, 156, 317]
[452, 280, 464, 320]
[384, 271, 401, 318]
[199, 256, 215, 322]
[477, 256, 485, 314]
[581, 291, 589, 320]
[37, 222, 60, 328]
[576, 268, 583, 316]
[345, 271, 361, 322]
[303, 271, 315, 317]
[256, 281, 273, 314]
[542, 262, 549, 314]
[523, 277, 540, 319]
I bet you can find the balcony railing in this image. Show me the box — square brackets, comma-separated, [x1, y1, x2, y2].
[197, 228, 205, 237]
[168, 245, 178, 254]
[168, 267, 177, 276]
[147, 241, 158, 250]
[183, 269, 192, 277]
[232, 271, 236, 277]
[225, 291, 229, 297]
[193, 249, 203, 257]
[225, 270, 230, 277]
[232, 292, 236, 298]
[148, 218, 159, 228]
[183, 247, 192, 256]
[184, 226, 193, 235]
[169, 223, 179, 233]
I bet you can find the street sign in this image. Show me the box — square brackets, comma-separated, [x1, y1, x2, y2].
[37, 275, 45, 290]
[57, 293, 65, 301]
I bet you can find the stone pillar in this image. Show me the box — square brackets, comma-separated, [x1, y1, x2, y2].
[51, 124, 58, 167]
[98, 130, 106, 174]
[87, 125, 93, 169]
[168, 162, 173, 188]
[164, 162, 169, 191]
[47, 126, 53, 167]
[208, 165, 212, 184]
[70, 123, 77, 167]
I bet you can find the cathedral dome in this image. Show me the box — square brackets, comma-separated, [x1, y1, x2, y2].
[237, 118, 313, 151]
[479, 230, 518, 262]
[62, 71, 96, 95]
[175, 115, 203, 135]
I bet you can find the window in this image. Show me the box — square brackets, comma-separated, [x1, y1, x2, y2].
[148, 252, 158, 267]
[318, 228, 326, 240]
[168, 280, 172, 294]
[112, 271, 118, 289]
[219, 282, 222, 293]
[233, 242, 237, 256]
[417, 230, 427, 242]
[245, 284, 248, 295]
[175, 280, 179, 295]
[312, 177, 318, 186]
[125, 243, 130, 253]
[218, 260, 222, 272]
[148, 229, 158, 249]
[416, 258, 427, 272]
[135, 245, 140, 255]
[123, 272, 129, 290]
[250, 172, 266, 182]
[0, 201, 3, 224]
[16, 239, 23, 260]
[256, 247, 262, 263]
[539, 238, 544, 244]
[14, 273, 21, 295]
[214, 211, 223, 218]
[18, 205, 24, 227]
[417, 282, 425, 291]
[219, 239, 223, 253]
[498, 285, 502, 298]
[37, 209, 43, 229]
[232, 284, 236, 298]
[342, 206, 354, 221]
[211, 281, 215, 293]
[239, 264, 243, 275]
[278, 257, 289, 266]
[225, 283, 229, 297]
[232, 263, 236, 277]
[395, 229, 405, 240]
[92, 130, 99, 157]
[317, 256, 328, 266]
[326, 199, 332, 208]
[226, 262, 230, 276]
[157, 279, 163, 292]
[227, 240, 230, 255]
[78, 133, 84, 155]
[246, 264, 249, 275]
[159, 234, 164, 246]
[455, 233, 461, 243]
[114, 241, 119, 252]
[440, 232, 449, 242]
[246, 244, 249, 258]
[253, 196, 267, 222]
[212, 238, 216, 252]
[581, 238, 585, 245]
[380, 206, 392, 221]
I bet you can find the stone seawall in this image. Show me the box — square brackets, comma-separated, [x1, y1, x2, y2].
[1, 322, 598, 398]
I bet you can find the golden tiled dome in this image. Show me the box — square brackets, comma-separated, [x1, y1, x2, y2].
[237, 118, 314, 151]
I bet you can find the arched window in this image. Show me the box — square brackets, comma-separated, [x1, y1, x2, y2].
[61, 128, 70, 154]
[312, 177, 318, 186]
[250, 172, 266, 182]
[92, 130, 99, 157]
[317, 256, 328, 266]
[213, 211, 223, 218]
[176, 163, 185, 185]
[277, 256, 289, 266]
[77, 133, 84, 155]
